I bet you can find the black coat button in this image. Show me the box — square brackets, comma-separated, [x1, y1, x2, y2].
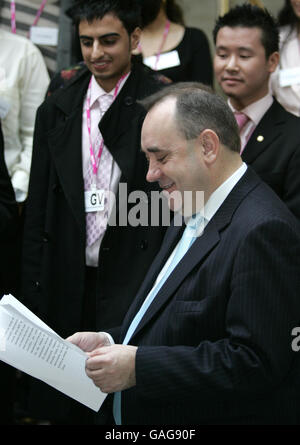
[140, 240, 148, 250]
[42, 232, 50, 243]
[124, 96, 134, 106]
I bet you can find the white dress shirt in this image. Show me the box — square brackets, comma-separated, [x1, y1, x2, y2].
[0, 29, 50, 201]
[82, 73, 130, 267]
[151, 162, 248, 293]
[228, 94, 273, 152]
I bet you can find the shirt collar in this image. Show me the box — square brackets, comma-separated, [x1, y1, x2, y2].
[185, 163, 248, 236]
[228, 93, 273, 126]
[89, 72, 131, 108]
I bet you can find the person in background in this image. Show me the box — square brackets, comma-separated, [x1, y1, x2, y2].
[133, 0, 213, 85]
[213, 3, 300, 220]
[21, 0, 168, 425]
[0, 28, 49, 205]
[0, 120, 18, 425]
[270, 0, 300, 116]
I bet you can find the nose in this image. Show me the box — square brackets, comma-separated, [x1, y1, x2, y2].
[146, 160, 162, 183]
[91, 41, 105, 60]
[225, 54, 239, 71]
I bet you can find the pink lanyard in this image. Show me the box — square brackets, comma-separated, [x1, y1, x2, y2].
[10, 0, 48, 34]
[138, 20, 171, 70]
[86, 74, 127, 178]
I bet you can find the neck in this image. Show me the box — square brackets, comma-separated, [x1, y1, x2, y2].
[143, 8, 169, 35]
[94, 66, 131, 93]
[228, 88, 269, 111]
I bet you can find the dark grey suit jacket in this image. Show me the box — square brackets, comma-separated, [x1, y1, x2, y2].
[113, 168, 300, 425]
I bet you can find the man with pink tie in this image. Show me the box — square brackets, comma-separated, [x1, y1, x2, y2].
[213, 4, 300, 220]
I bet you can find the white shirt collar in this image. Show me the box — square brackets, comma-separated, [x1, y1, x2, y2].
[185, 163, 248, 237]
[89, 72, 130, 108]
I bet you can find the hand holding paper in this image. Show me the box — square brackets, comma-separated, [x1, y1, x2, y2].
[0, 295, 107, 412]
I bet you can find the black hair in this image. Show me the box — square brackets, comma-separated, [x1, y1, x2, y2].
[140, 0, 184, 28]
[213, 3, 279, 58]
[67, 0, 141, 35]
[278, 0, 300, 29]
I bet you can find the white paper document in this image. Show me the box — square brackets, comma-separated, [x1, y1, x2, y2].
[0, 295, 107, 412]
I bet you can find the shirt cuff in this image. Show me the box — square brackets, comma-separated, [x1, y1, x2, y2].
[99, 331, 115, 345]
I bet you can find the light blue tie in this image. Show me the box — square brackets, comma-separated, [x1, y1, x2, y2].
[113, 215, 204, 425]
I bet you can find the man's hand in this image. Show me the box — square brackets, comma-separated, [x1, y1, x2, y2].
[66, 332, 111, 352]
[86, 344, 137, 393]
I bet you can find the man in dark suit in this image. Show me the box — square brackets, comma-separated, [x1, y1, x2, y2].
[0, 120, 18, 424]
[213, 4, 300, 220]
[21, 0, 168, 424]
[68, 83, 300, 425]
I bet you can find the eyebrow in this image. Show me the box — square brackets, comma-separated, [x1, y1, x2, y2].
[140, 147, 166, 154]
[216, 45, 253, 52]
[79, 32, 120, 40]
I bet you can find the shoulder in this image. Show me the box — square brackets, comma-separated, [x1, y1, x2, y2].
[271, 98, 300, 126]
[279, 25, 297, 47]
[46, 62, 88, 97]
[239, 172, 299, 229]
[0, 29, 43, 59]
[183, 27, 210, 43]
[131, 60, 172, 97]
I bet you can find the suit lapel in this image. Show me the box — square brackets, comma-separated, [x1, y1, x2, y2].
[121, 221, 185, 332]
[48, 69, 91, 233]
[99, 64, 144, 186]
[242, 99, 286, 165]
[123, 168, 261, 342]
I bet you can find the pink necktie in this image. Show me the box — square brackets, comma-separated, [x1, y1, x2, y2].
[234, 112, 249, 131]
[234, 112, 253, 154]
[85, 94, 114, 247]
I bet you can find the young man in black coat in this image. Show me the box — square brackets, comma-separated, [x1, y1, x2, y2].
[21, 0, 169, 424]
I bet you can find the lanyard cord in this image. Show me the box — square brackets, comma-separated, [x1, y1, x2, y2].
[86, 74, 127, 177]
[138, 20, 171, 70]
[10, 0, 48, 35]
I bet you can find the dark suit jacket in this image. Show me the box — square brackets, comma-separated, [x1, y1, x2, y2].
[242, 99, 300, 220]
[0, 121, 18, 425]
[113, 168, 300, 425]
[21, 62, 169, 421]
[0, 121, 18, 295]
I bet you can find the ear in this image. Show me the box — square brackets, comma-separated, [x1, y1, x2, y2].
[267, 51, 279, 74]
[130, 27, 142, 51]
[198, 129, 219, 165]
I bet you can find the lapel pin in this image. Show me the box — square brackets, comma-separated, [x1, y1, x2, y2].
[257, 135, 264, 142]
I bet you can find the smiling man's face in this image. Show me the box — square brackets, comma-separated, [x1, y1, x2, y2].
[214, 26, 278, 110]
[79, 13, 140, 92]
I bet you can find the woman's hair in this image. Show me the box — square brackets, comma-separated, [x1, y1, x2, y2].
[278, 0, 299, 28]
[140, 0, 184, 28]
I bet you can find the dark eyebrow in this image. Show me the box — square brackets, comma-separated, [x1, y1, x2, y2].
[79, 32, 120, 40]
[216, 44, 253, 52]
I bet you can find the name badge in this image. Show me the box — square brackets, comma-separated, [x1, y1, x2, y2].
[144, 50, 181, 71]
[0, 98, 10, 119]
[279, 67, 300, 87]
[30, 26, 59, 46]
[85, 189, 105, 213]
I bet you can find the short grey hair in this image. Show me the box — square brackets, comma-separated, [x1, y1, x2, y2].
[140, 82, 241, 153]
